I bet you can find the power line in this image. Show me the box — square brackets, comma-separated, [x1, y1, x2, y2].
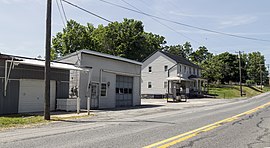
[60, 0, 68, 22]
[62, 0, 112, 23]
[119, 0, 201, 45]
[56, 0, 66, 27]
[98, 0, 270, 43]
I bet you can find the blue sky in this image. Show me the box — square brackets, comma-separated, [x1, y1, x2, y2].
[0, 0, 269, 64]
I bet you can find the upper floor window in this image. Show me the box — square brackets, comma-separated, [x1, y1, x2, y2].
[148, 66, 152, 73]
[148, 82, 152, 88]
[197, 69, 199, 76]
[179, 64, 182, 72]
[189, 67, 191, 74]
[193, 68, 195, 74]
[184, 66, 187, 73]
[164, 65, 168, 71]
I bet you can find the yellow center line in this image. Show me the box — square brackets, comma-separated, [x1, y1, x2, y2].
[143, 101, 270, 148]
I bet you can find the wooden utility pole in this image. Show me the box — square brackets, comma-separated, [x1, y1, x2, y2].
[44, 0, 52, 120]
[236, 51, 243, 97]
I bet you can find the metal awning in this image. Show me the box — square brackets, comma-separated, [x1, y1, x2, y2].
[166, 76, 192, 81]
[14, 59, 84, 71]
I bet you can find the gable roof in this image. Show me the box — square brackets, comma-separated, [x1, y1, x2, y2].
[159, 51, 201, 69]
[57, 49, 142, 66]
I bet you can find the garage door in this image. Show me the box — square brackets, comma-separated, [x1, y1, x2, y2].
[116, 75, 133, 107]
[18, 79, 56, 113]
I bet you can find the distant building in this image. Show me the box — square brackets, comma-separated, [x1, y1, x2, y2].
[141, 50, 206, 99]
[57, 49, 142, 109]
[0, 54, 80, 115]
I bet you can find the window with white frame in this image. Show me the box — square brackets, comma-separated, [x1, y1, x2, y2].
[179, 64, 182, 72]
[164, 65, 168, 71]
[148, 82, 152, 88]
[184, 66, 187, 73]
[189, 67, 191, 74]
[101, 83, 107, 96]
[164, 81, 168, 88]
[148, 66, 152, 73]
[193, 68, 195, 74]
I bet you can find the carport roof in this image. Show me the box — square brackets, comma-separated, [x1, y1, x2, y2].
[0, 54, 84, 71]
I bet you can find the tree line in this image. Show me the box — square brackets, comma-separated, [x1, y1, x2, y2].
[52, 19, 268, 85]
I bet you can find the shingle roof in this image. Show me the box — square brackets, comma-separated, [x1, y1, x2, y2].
[160, 51, 201, 69]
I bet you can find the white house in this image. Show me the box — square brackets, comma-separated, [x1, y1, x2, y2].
[141, 50, 206, 99]
[57, 50, 142, 109]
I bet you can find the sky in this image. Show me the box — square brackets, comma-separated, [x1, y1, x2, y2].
[0, 0, 270, 64]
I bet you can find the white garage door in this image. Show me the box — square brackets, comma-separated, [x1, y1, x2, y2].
[18, 79, 56, 113]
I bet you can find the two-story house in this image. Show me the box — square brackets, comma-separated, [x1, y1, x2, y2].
[141, 50, 206, 99]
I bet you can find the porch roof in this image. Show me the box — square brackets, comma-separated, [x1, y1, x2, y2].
[166, 76, 192, 81]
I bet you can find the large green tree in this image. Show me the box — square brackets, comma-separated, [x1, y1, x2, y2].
[246, 52, 267, 84]
[52, 19, 166, 61]
[163, 42, 193, 58]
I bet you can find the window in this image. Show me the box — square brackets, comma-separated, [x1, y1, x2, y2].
[164, 81, 168, 88]
[193, 68, 195, 74]
[101, 83, 107, 96]
[164, 65, 168, 71]
[148, 66, 152, 73]
[179, 64, 182, 72]
[184, 66, 187, 73]
[197, 69, 199, 75]
[148, 82, 152, 88]
[189, 67, 191, 74]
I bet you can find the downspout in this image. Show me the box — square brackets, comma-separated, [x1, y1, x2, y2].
[167, 63, 178, 101]
[99, 69, 103, 108]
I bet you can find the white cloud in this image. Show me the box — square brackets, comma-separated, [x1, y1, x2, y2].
[218, 15, 257, 29]
[169, 10, 219, 19]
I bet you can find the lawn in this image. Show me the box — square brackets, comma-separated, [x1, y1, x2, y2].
[208, 85, 270, 99]
[0, 114, 47, 129]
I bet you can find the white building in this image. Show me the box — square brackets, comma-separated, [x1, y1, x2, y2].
[141, 51, 206, 99]
[58, 50, 142, 109]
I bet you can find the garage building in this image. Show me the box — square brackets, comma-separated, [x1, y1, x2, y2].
[0, 54, 80, 115]
[57, 50, 142, 109]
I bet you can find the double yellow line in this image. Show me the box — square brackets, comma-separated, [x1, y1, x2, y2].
[144, 101, 270, 148]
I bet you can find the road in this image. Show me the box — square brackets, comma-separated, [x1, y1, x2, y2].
[0, 93, 270, 148]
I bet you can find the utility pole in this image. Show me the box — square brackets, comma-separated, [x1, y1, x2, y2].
[267, 64, 270, 86]
[236, 51, 243, 97]
[259, 64, 264, 90]
[44, 0, 52, 120]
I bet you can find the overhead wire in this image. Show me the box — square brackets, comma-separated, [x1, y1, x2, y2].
[56, 0, 66, 27]
[60, 0, 68, 22]
[119, 0, 202, 45]
[98, 0, 270, 43]
[61, 0, 112, 23]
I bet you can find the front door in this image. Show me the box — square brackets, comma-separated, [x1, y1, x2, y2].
[91, 83, 99, 109]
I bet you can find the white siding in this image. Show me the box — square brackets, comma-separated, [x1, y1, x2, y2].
[59, 52, 141, 109]
[141, 52, 177, 95]
[18, 79, 56, 113]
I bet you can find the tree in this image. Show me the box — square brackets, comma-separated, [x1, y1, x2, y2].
[52, 19, 165, 61]
[51, 20, 99, 59]
[189, 46, 212, 64]
[163, 42, 193, 58]
[246, 52, 267, 84]
[201, 55, 222, 83]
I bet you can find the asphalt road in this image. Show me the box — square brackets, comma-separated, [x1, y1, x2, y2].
[0, 93, 270, 148]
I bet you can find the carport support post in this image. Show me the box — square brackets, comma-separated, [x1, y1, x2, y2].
[44, 0, 52, 120]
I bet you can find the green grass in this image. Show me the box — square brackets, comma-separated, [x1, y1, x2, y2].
[0, 114, 47, 129]
[208, 85, 270, 99]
